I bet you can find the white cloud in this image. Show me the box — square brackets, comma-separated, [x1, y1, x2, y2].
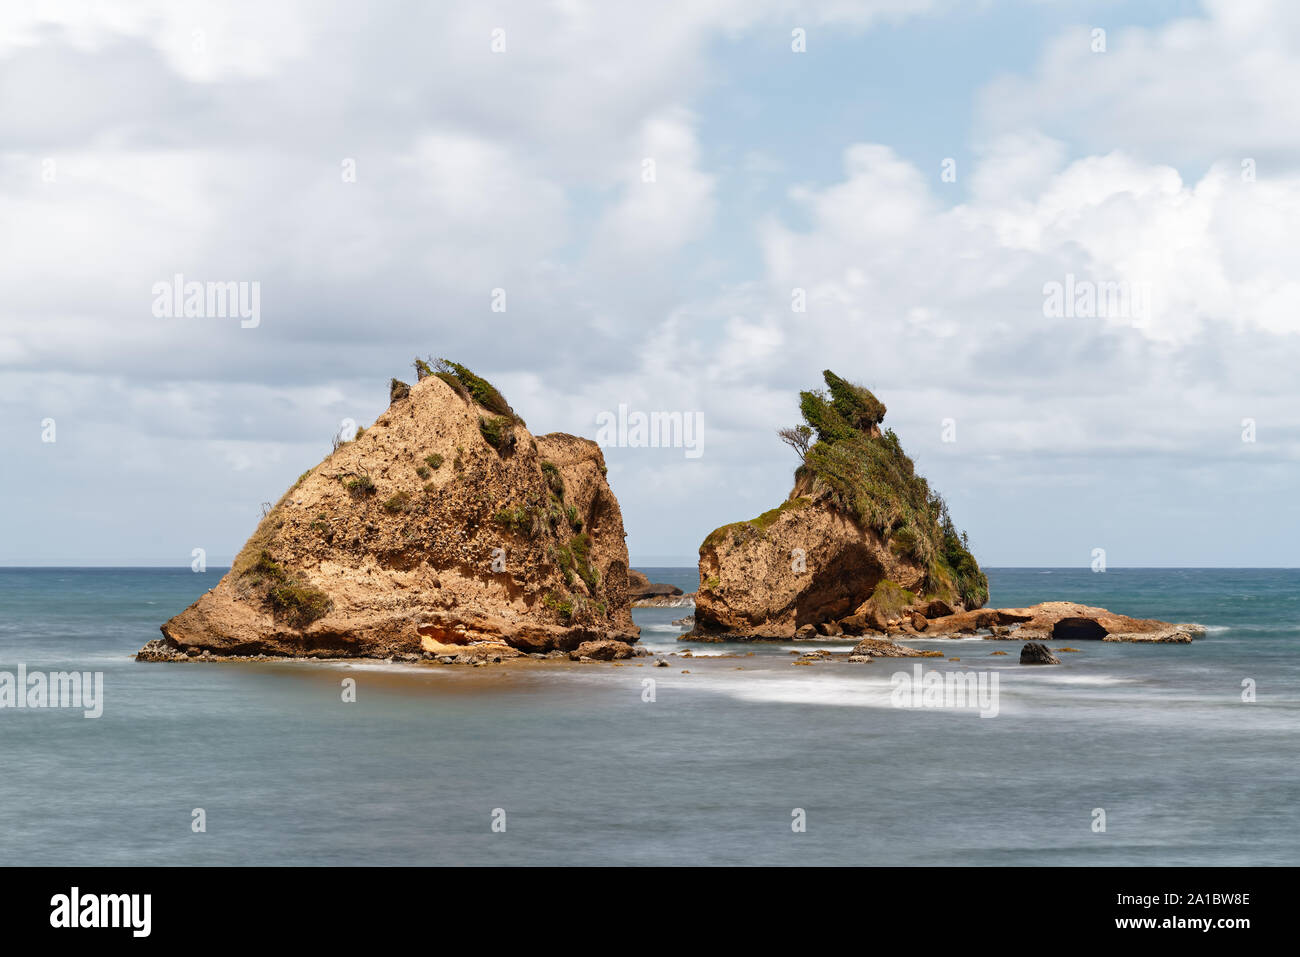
[979, 0, 1300, 170]
[1, 0, 1296, 566]
[589, 109, 716, 262]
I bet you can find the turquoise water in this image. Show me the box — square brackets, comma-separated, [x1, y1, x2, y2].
[0, 567, 1296, 865]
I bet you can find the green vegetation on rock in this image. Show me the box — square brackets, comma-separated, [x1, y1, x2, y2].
[866, 580, 917, 619]
[494, 503, 545, 539]
[340, 472, 376, 497]
[785, 370, 988, 608]
[243, 549, 332, 628]
[542, 591, 574, 622]
[540, 460, 565, 499]
[554, 532, 599, 592]
[543, 590, 602, 626]
[494, 489, 564, 540]
[478, 415, 514, 452]
[382, 490, 411, 514]
[433, 358, 519, 421]
[702, 496, 812, 548]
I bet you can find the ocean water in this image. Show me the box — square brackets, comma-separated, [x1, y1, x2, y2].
[0, 566, 1296, 866]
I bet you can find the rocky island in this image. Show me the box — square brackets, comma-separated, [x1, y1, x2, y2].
[686, 370, 1200, 655]
[140, 363, 1200, 669]
[689, 370, 988, 641]
[139, 360, 639, 664]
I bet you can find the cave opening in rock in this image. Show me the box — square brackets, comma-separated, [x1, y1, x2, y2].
[1052, 617, 1108, 641]
[793, 544, 884, 628]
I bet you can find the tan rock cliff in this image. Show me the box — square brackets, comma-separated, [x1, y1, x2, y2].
[140, 361, 636, 660]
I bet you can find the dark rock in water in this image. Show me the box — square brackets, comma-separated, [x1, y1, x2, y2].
[627, 569, 683, 600]
[641, 583, 684, 598]
[671, 615, 694, 628]
[1020, 641, 1060, 665]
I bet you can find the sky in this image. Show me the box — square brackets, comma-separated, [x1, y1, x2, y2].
[2, 0, 1297, 567]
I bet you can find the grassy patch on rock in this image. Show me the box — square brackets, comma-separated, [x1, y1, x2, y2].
[866, 580, 917, 619]
[479, 415, 515, 452]
[702, 496, 811, 549]
[554, 532, 600, 592]
[540, 460, 565, 499]
[340, 472, 376, 498]
[382, 490, 411, 514]
[243, 549, 332, 628]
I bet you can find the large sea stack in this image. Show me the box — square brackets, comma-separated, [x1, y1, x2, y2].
[140, 360, 637, 661]
[690, 370, 987, 640]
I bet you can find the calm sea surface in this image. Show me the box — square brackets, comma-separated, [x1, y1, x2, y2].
[0, 567, 1296, 865]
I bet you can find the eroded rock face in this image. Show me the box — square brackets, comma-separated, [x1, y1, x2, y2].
[693, 496, 930, 639]
[142, 366, 637, 661]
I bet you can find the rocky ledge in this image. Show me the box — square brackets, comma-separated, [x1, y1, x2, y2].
[139, 359, 638, 663]
[920, 601, 1203, 643]
[687, 586, 1198, 647]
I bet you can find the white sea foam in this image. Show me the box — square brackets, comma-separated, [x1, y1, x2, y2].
[664, 667, 1022, 716]
[678, 672, 901, 708]
[1008, 672, 1134, 686]
[776, 643, 854, 653]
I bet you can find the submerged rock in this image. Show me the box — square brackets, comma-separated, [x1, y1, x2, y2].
[850, 637, 933, 658]
[1020, 642, 1060, 665]
[141, 360, 637, 662]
